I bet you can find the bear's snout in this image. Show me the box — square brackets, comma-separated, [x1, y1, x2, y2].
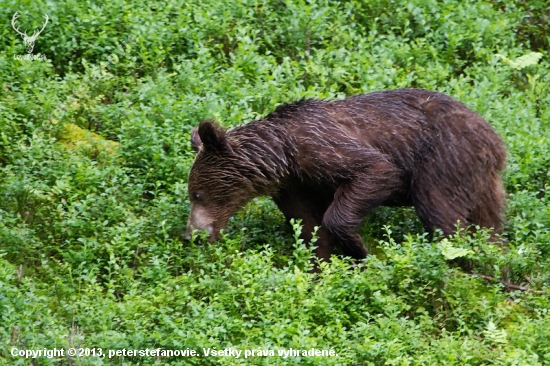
[183, 224, 214, 240]
[184, 207, 215, 241]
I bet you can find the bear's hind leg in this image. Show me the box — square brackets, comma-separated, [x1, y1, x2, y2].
[467, 173, 506, 240]
[412, 184, 470, 236]
[412, 183, 476, 271]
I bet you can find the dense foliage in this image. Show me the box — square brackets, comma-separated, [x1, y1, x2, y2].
[1, 0, 549, 364]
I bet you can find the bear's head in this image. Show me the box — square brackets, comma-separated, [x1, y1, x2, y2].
[184, 120, 256, 242]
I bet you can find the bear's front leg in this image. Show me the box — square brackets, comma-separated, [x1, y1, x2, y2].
[322, 164, 402, 259]
[273, 186, 335, 263]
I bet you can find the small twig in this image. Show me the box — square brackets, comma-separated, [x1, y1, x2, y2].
[132, 246, 140, 279]
[524, 274, 536, 287]
[468, 273, 543, 294]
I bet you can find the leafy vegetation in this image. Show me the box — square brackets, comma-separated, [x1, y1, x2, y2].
[1, 0, 549, 364]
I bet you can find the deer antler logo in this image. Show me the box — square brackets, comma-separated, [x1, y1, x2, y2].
[11, 12, 49, 54]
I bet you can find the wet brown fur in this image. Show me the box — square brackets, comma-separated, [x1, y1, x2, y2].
[186, 88, 506, 261]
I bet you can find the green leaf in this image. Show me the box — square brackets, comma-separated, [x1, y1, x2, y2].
[439, 239, 474, 260]
[483, 320, 508, 345]
[496, 52, 543, 70]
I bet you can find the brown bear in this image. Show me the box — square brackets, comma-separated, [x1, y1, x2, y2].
[184, 88, 506, 262]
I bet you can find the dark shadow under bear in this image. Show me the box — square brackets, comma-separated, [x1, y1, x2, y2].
[185, 88, 506, 262]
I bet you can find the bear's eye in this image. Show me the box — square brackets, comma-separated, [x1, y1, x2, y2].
[191, 191, 202, 202]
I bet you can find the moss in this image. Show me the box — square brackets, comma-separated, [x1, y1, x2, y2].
[57, 123, 119, 157]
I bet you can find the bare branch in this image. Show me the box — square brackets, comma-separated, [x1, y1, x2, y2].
[468, 273, 543, 294]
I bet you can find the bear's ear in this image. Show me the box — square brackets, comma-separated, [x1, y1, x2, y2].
[190, 127, 202, 152]
[197, 119, 232, 154]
